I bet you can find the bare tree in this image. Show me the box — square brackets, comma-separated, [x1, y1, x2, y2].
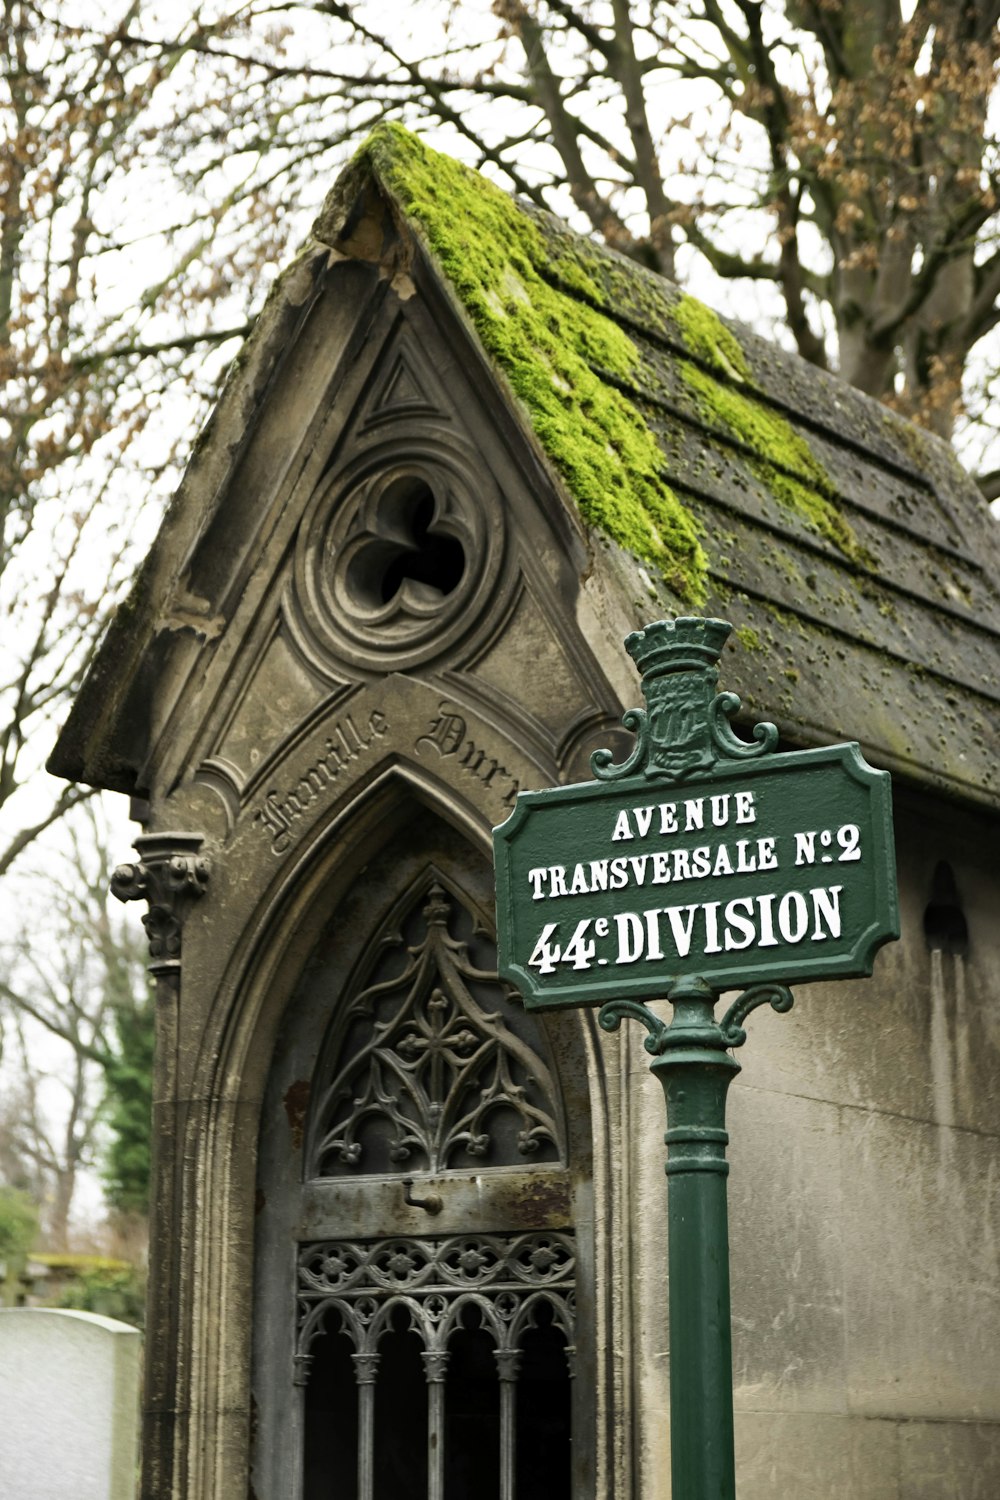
[0, 803, 148, 1247]
[115, 0, 1000, 472]
[0, 0, 263, 876]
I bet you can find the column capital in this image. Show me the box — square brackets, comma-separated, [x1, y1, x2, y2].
[111, 831, 210, 977]
[351, 1353, 380, 1386]
[421, 1349, 450, 1384]
[494, 1349, 522, 1382]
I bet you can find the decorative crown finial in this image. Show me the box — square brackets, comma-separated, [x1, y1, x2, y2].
[624, 617, 732, 678]
[591, 616, 778, 783]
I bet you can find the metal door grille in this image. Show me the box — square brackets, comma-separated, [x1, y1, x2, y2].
[296, 1231, 575, 1499]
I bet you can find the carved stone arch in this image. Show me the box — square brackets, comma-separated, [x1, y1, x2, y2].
[162, 774, 508, 1500]
[194, 761, 526, 1113]
[242, 786, 603, 1500]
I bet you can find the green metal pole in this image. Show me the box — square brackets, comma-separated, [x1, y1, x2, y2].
[600, 978, 792, 1500]
[654, 980, 739, 1500]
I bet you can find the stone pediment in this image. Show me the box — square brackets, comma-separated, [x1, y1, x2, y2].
[52, 249, 621, 826]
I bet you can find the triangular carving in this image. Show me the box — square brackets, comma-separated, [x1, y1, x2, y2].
[378, 356, 423, 408]
[365, 342, 442, 425]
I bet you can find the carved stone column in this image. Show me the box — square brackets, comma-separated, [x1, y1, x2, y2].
[110, 831, 209, 1500]
[422, 1350, 450, 1500]
[495, 1348, 523, 1500]
[352, 1353, 381, 1500]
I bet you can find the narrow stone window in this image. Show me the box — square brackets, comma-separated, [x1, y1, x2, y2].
[923, 860, 968, 954]
[252, 842, 592, 1500]
[295, 881, 574, 1499]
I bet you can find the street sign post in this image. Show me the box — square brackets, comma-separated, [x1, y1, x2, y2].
[492, 616, 900, 1500]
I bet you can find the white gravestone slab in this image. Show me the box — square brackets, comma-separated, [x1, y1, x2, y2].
[0, 1308, 140, 1499]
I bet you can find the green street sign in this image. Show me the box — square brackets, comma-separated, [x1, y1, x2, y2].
[493, 618, 899, 1010]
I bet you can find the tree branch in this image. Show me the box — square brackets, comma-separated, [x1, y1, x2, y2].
[498, 1, 637, 254]
[608, 0, 676, 277]
[0, 787, 96, 880]
[67, 325, 252, 371]
[0, 977, 113, 1069]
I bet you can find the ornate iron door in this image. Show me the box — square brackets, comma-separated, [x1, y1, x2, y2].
[251, 819, 589, 1500]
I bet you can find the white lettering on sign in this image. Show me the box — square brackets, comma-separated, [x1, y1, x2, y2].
[527, 819, 859, 903]
[527, 836, 782, 902]
[795, 824, 861, 865]
[526, 886, 844, 976]
[611, 792, 758, 842]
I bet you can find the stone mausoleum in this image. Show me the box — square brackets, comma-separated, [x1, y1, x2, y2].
[51, 126, 1000, 1499]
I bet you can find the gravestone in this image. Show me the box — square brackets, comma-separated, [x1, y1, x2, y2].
[0, 1308, 140, 1499]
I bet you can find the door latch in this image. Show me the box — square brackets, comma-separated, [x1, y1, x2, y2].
[401, 1177, 443, 1214]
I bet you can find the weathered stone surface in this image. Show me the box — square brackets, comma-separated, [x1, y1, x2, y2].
[723, 794, 1000, 1137]
[729, 1088, 847, 1414]
[734, 1412, 899, 1499]
[899, 1420, 1000, 1500]
[841, 1106, 1000, 1421]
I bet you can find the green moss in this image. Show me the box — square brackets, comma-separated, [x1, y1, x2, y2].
[670, 294, 749, 382]
[668, 296, 867, 565]
[681, 360, 867, 561]
[735, 624, 763, 651]
[31, 1253, 130, 1271]
[356, 124, 708, 602]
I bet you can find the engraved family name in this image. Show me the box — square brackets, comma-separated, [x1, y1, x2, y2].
[256, 709, 388, 854]
[415, 701, 520, 807]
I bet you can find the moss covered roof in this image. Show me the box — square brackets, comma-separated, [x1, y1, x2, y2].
[325, 125, 1000, 804]
[49, 124, 1000, 811]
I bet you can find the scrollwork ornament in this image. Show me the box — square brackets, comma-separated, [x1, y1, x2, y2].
[590, 707, 649, 781]
[719, 983, 794, 1048]
[587, 616, 778, 783]
[710, 691, 779, 762]
[598, 999, 671, 1055]
[165, 852, 211, 898]
[296, 1231, 576, 1380]
[109, 861, 147, 903]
